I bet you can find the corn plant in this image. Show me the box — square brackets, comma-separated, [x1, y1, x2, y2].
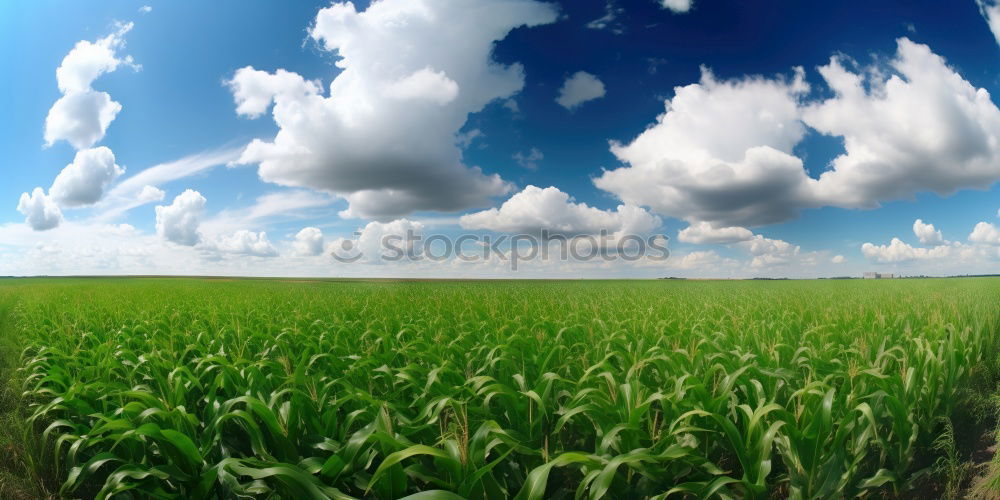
[1, 277, 997, 498]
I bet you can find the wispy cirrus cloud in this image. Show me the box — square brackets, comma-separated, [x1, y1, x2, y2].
[95, 146, 243, 221]
[201, 189, 336, 235]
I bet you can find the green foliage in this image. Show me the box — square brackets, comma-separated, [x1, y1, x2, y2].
[3, 277, 999, 498]
[931, 416, 973, 500]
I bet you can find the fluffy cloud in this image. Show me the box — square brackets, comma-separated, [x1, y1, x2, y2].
[804, 38, 1000, 209]
[969, 221, 1000, 245]
[16, 188, 63, 231]
[17, 145, 124, 230]
[293, 227, 325, 256]
[831, 254, 846, 264]
[737, 234, 801, 268]
[556, 71, 606, 110]
[383, 67, 460, 104]
[48, 147, 124, 207]
[210, 230, 278, 257]
[359, 219, 423, 260]
[912, 219, 945, 246]
[55, 23, 132, 94]
[155, 189, 206, 246]
[861, 215, 1000, 265]
[861, 238, 956, 263]
[660, 0, 692, 13]
[674, 220, 812, 270]
[677, 221, 753, 244]
[227, 68, 319, 119]
[45, 23, 133, 150]
[331, 219, 425, 264]
[597, 39, 1000, 230]
[666, 250, 735, 270]
[45, 92, 122, 150]
[228, 0, 558, 220]
[976, 1, 1000, 47]
[137, 185, 166, 203]
[595, 67, 812, 227]
[459, 185, 660, 236]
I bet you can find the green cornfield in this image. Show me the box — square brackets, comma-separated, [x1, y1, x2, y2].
[2, 277, 1000, 498]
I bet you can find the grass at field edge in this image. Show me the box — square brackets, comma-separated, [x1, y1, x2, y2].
[0, 293, 53, 499]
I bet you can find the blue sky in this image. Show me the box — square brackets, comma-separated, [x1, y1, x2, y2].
[1, 0, 1000, 277]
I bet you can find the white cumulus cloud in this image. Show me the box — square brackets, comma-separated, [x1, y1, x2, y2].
[661, 0, 692, 13]
[45, 22, 134, 150]
[293, 227, 325, 256]
[737, 234, 801, 268]
[137, 185, 166, 203]
[49, 146, 124, 207]
[383, 67, 460, 105]
[969, 221, 1000, 245]
[861, 214, 1000, 266]
[227, 0, 558, 220]
[209, 230, 278, 257]
[155, 189, 206, 246]
[861, 238, 956, 263]
[17, 188, 63, 231]
[459, 185, 660, 236]
[55, 23, 133, 94]
[45, 92, 123, 150]
[674, 221, 813, 270]
[677, 221, 754, 244]
[595, 66, 812, 227]
[912, 219, 946, 246]
[597, 39, 1000, 231]
[666, 250, 733, 270]
[227, 68, 320, 119]
[804, 38, 1000, 209]
[331, 219, 426, 264]
[556, 71, 606, 110]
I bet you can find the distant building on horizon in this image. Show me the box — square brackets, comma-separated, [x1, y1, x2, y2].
[863, 272, 897, 279]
